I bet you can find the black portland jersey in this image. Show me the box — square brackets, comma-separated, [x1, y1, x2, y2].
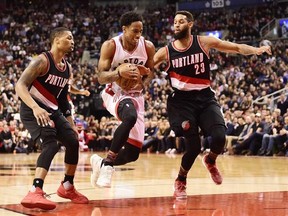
[29, 51, 70, 110]
[165, 35, 211, 91]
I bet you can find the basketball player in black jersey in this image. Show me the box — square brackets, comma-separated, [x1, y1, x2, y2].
[15, 27, 88, 210]
[154, 11, 271, 199]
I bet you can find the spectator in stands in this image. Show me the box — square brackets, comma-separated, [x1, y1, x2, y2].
[274, 115, 288, 156]
[142, 120, 159, 152]
[86, 128, 98, 151]
[246, 113, 274, 155]
[225, 116, 247, 154]
[76, 122, 89, 152]
[233, 112, 264, 155]
[258, 118, 283, 156]
[276, 92, 288, 116]
[0, 124, 14, 153]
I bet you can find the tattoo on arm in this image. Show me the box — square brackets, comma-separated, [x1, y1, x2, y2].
[29, 57, 47, 76]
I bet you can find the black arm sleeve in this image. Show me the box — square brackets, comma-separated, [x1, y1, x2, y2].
[57, 84, 72, 117]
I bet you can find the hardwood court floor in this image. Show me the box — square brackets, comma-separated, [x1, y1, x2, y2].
[0, 151, 287, 216]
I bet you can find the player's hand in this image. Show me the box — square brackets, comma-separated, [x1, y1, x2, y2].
[117, 63, 139, 80]
[32, 106, 51, 127]
[256, 45, 272, 55]
[82, 89, 90, 96]
[137, 65, 151, 76]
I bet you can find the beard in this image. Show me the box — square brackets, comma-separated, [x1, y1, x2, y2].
[174, 26, 190, 40]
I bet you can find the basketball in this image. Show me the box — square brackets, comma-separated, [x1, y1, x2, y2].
[137, 65, 150, 76]
[115, 63, 141, 91]
[116, 75, 139, 91]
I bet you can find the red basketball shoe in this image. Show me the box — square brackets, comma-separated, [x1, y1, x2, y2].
[202, 154, 223, 185]
[173, 180, 187, 199]
[21, 187, 56, 210]
[57, 182, 89, 204]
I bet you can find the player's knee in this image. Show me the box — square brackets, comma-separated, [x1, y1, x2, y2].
[122, 109, 137, 128]
[210, 125, 226, 147]
[37, 137, 59, 170]
[42, 138, 59, 155]
[210, 125, 226, 154]
[118, 99, 137, 127]
[67, 136, 79, 150]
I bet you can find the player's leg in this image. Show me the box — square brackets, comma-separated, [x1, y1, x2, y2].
[199, 102, 226, 185]
[56, 114, 88, 204]
[96, 98, 137, 188]
[113, 142, 141, 165]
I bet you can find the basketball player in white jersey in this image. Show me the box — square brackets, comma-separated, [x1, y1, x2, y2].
[90, 11, 155, 188]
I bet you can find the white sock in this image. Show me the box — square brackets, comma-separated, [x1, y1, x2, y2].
[63, 181, 73, 190]
[30, 185, 36, 192]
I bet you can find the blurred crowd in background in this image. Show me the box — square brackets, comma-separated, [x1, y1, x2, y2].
[0, 0, 288, 157]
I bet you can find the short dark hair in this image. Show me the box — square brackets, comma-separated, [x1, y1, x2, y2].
[175, 10, 194, 22]
[50, 27, 70, 44]
[120, 11, 143, 27]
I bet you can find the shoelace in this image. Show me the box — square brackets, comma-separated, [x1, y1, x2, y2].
[43, 193, 51, 199]
[176, 182, 186, 191]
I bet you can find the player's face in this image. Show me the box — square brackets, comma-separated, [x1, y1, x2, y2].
[173, 14, 192, 40]
[123, 21, 143, 46]
[57, 31, 74, 53]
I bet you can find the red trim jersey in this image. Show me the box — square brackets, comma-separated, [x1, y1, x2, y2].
[109, 34, 148, 93]
[165, 35, 211, 91]
[101, 35, 149, 148]
[29, 51, 70, 112]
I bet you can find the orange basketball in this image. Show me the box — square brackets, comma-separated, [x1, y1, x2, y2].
[116, 75, 139, 91]
[137, 65, 150, 76]
[115, 63, 140, 91]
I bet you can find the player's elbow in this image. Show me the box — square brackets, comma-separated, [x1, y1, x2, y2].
[15, 81, 24, 96]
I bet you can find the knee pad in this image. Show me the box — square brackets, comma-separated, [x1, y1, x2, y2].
[180, 136, 201, 171]
[118, 99, 137, 128]
[63, 133, 79, 165]
[210, 125, 226, 154]
[36, 136, 59, 170]
[62, 133, 79, 151]
[184, 136, 202, 155]
[38, 128, 59, 154]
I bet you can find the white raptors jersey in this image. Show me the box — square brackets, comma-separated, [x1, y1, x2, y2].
[111, 34, 148, 69]
[101, 35, 148, 147]
[110, 35, 148, 92]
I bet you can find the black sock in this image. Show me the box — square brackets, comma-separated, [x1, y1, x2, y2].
[103, 159, 114, 167]
[206, 155, 215, 164]
[33, 178, 44, 189]
[103, 151, 117, 167]
[177, 175, 187, 182]
[64, 174, 74, 185]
